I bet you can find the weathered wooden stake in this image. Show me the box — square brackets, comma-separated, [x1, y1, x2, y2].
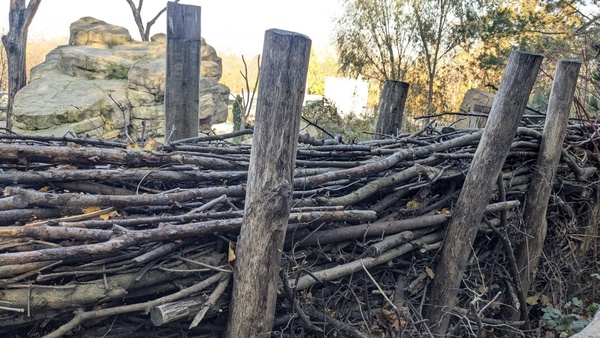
[424, 51, 543, 335]
[374, 80, 409, 139]
[164, 2, 200, 141]
[515, 60, 581, 295]
[225, 29, 311, 338]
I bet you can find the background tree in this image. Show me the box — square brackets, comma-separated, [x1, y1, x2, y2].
[335, 0, 416, 83]
[125, 0, 179, 41]
[230, 55, 259, 133]
[0, 44, 7, 92]
[411, 0, 478, 114]
[306, 47, 340, 95]
[1, 0, 42, 130]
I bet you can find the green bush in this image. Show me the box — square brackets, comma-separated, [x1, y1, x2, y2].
[301, 98, 375, 143]
[541, 297, 598, 334]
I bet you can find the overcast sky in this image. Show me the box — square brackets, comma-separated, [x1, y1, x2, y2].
[1, 0, 344, 55]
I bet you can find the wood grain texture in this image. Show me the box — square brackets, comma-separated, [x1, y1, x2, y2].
[425, 51, 543, 336]
[374, 80, 410, 138]
[165, 2, 201, 141]
[515, 60, 581, 294]
[226, 29, 311, 338]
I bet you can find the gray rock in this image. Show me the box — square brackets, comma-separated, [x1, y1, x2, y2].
[12, 72, 129, 137]
[58, 46, 134, 79]
[150, 33, 166, 44]
[13, 17, 230, 139]
[454, 88, 496, 129]
[113, 43, 165, 60]
[201, 38, 222, 81]
[459, 88, 495, 113]
[128, 58, 166, 95]
[69, 17, 133, 47]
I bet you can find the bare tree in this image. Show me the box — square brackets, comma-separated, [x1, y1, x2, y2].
[0, 42, 7, 92]
[335, 0, 415, 83]
[125, 0, 180, 41]
[412, 0, 477, 114]
[1, 0, 42, 130]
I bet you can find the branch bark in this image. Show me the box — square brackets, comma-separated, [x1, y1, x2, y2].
[424, 51, 543, 336]
[226, 29, 311, 338]
[515, 60, 581, 296]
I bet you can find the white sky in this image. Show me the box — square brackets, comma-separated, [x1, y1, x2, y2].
[2, 0, 344, 55]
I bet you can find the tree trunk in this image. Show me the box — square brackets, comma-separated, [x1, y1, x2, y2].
[515, 60, 581, 296]
[374, 80, 409, 139]
[424, 51, 543, 336]
[225, 29, 311, 338]
[1, 0, 42, 130]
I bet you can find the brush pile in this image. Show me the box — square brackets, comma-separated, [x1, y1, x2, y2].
[0, 120, 598, 337]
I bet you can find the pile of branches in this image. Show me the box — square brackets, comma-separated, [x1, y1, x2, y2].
[0, 120, 597, 337]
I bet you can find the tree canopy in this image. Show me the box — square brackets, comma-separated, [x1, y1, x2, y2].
[334, 0, 600, 120]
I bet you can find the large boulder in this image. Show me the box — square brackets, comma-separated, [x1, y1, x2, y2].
[13, 71, 128, 139]
[13, 17, 230, 138]
[454, 88, 496, 128]
[69, 17, 133, 47]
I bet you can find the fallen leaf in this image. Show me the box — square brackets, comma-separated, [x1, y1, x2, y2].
[126, 139, 141, 150]
[491, 301, 502, 310]
[228, 242, 236, 268]
[82, 206, 101, 214]
[541, 294, 552, 307]
[378, 309, 405, 331]
[99, 211, 120, 220]
[526, 295, 539, 306]
[436, 208, 451, 215]
[38, 186, 50, 192]
[143, 136, 160, 152]
[425, 266, 435, 279]
[406, 198, 421, 209]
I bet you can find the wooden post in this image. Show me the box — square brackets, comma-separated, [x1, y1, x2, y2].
[515, 60, 581, 295]
[424, 51, 543, 335]
[226, 29, 311, 338]
[164, 2, 201, 141]
[374, 80, 409, 139]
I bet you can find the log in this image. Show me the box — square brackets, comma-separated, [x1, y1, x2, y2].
[0, 268, 210, 311]
[290, 231, 445, 291]
[295, 200, 519, 247]
[374, 80, 410, 139]
[150, 296, 207, 326]
[0, 168, 248, 185]
[425, 51, 543, 335]
[0, 89, 598, 337]
[515, 60, 581, 295]
[294, 130, 482, 188]
[3, 186, 246, 208]
[226, 29, 311, 338]
[164, 2, 201, 141]
[0, 143, 247, 169]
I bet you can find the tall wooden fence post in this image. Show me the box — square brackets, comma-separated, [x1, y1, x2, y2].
[424, 51, 543, 335]
[226, 29, 311, 338]
[515, 60, 581, 295]
[374, 80, 409, 139]
[164, 2, 201, 141]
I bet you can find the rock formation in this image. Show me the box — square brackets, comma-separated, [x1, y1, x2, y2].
[12, 17, 230, 139]
[454, 88, 496, 128]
